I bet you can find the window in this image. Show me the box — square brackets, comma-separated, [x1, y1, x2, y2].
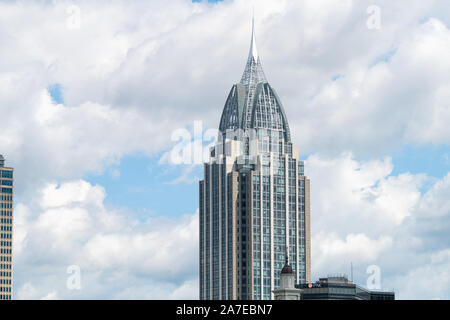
[1, 171, 12, 179]
[1, 188, 12, 194]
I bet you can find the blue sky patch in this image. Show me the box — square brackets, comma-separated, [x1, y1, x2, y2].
[391, 144, 450, 179]
[48, 83, 64, 104]
[370, 48, 398, 67]
[85, 152, 202, 218]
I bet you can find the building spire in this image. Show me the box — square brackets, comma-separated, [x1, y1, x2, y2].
[240, 14, 267, 86]
[286, 246, 289, 265]
[281, 245, 294, 275]
[249, 9, 258, 61]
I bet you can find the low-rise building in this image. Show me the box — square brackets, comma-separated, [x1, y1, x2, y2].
[273, 259, 395, 301]
[296, 276, 395, 300]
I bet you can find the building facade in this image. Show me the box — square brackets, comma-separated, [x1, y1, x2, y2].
[199, 20, 311, 300]
[0, 154, 13, 300]
[296, 276, 395, 300]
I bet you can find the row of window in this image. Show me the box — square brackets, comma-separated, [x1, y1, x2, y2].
[0, 257, 11, 263]
[0, 211, 12, 217]
[0, 171, 13, 179]
[0, 241, 11, 247]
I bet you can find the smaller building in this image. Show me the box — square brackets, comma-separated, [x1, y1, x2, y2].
[296, 275, 395, 300]
[273, 255, 302, 300]
[273, 263, 395, 301]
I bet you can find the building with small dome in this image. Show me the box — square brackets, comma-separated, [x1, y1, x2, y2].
[273, 255, 303, 300]
[273, 265, 395, 300]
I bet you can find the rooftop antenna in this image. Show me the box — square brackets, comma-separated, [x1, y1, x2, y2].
[285, 245, 289, 266]
[249, 5, 258, 61]
[350, 262, 354, 283]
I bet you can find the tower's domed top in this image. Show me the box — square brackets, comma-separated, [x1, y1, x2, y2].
[281, 254, 294, 275]
[281, 264, 294, 275]
[218, 18, 292, 142]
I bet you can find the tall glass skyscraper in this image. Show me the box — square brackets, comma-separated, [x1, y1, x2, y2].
[0, 154, 13, 300]
[199, 20, 311, 300]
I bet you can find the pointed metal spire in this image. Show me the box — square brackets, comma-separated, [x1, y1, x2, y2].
[240, 13, 268, 129]
[281, 245, 294, 274]
[219, 10, 292, 141]
[285, 246, 289, 266]
[249, 11, 258, 61]
[240, 14, 267, 86]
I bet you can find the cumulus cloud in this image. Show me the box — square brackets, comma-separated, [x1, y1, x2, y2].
[287, 14, 450, 156]
[13, 180, 199, 299]
[387, 249, 450, 300]
[306, 153, 450, 299]
[0, 0, 449, 300]
[2, 0, 450, 191]
[307, 153, 424, 235]
[11, 154, 450, 300]
[313, 232, 393, 270]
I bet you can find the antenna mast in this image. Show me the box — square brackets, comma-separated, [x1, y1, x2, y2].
[351, 262, 354, 282]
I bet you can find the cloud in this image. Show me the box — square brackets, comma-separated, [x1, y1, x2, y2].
[307, 153, 450, 299]
[307, 153, 424, 235]
[13, 180, 199, 300]
[0, 0, 449, 300]
[0, 87, 176, 193]
[12, 154, 450, 300]
[2, 0, 450, 193]
[387, 249, 450, 300]
[313, 232, 393, 271]
[287, 15, 450, 156]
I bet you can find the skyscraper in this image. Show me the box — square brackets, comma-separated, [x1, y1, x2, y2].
[199, 19, 311, 300]
[0, 154, 13, 300]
